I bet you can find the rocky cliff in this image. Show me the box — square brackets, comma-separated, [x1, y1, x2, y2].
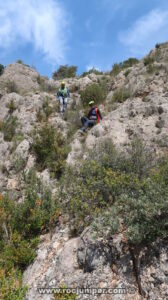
[1, 43, 168, 300]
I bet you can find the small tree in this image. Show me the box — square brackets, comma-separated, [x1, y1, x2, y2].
[110, 58, 139, 76]
[122, 58, 139, 68]
[110, 63, 121, 76]
[52, 65, 77, 80]
[16, 59, 23, 64]
[0, 64, 4, 76]
[81, 68, 103, 77]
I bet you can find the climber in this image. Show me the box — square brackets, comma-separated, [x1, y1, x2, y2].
[80, 100, 102, 133]
[57, 81, 70, 113]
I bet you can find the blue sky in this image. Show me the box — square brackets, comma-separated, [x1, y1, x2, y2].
[0, 0, 168, 77]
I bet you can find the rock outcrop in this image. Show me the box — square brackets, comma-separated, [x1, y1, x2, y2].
[1, 43, 168, 299]
[23, 226, 168, 300]
[0, 63, 39, 93]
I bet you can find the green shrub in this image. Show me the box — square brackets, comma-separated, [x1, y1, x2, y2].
[16, 59, 23, 64]
[89, 138, 152, 178]
[32, 125, 69, 177]
[42, 97, 53, 119]
[80, 83, 106, 107]
[54, 286, 77, 300]
[110, 58, 138, 76]
[93, 172, 168, 246]
[0, 120, 3, 131]
[14, 169, 54, 238]
[0, 64, 4, 76]
[0, 168, 54, 240]
[36, 108, 44, 122]
[146, 64, 157, 74]
[155, 43, 161, 49]
[12, 134, 24, 152]
[52, 65, 77, 80]
[144, 57, 154, 66]
[61, 160, 134, 229]
[13, 155, 27, 173]
[42, 83, 57, 93]
[59, 139, 153, 233]
[37, 74, 43, 85]
[63, 109, 81, 140]
[0, 168, 57, 299]
[2, 232, 36, 270]
[55, 291, 77, 300]
[7, 99, 17, 113]
[90, 142, 168, 246]
[112, 87, 131, 103]
[110, 63, 121, 76]
[97, 76, 110, 93]
[2, 116, 19, 141]
[124, 138, 153, 178]
[59, 139, 156, 233]
[6, 81, 18, 93]
[156, 135, 168, 148]
[122, 58, 139, 68]
[0, 268, 28, 300]
[124, 70, 131, 77]
[37, 97, 53, 122]
[0, 170, 49, 238]
[81, 68, 103, 77]
[37, 75, 57, 93]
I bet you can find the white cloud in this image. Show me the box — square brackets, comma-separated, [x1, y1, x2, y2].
[0, 0, 69, 64]
[119, 9, 168, 55]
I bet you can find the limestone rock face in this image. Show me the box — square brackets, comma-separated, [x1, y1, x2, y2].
[140, 240, 168, 300]
[23, 225, 168, 300]
[0, 63, 39, 93]
[15, 139, 30, 160]
[1, 43, 168, 300]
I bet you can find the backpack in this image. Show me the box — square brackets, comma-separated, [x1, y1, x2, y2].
[96, 107, 100, 123]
